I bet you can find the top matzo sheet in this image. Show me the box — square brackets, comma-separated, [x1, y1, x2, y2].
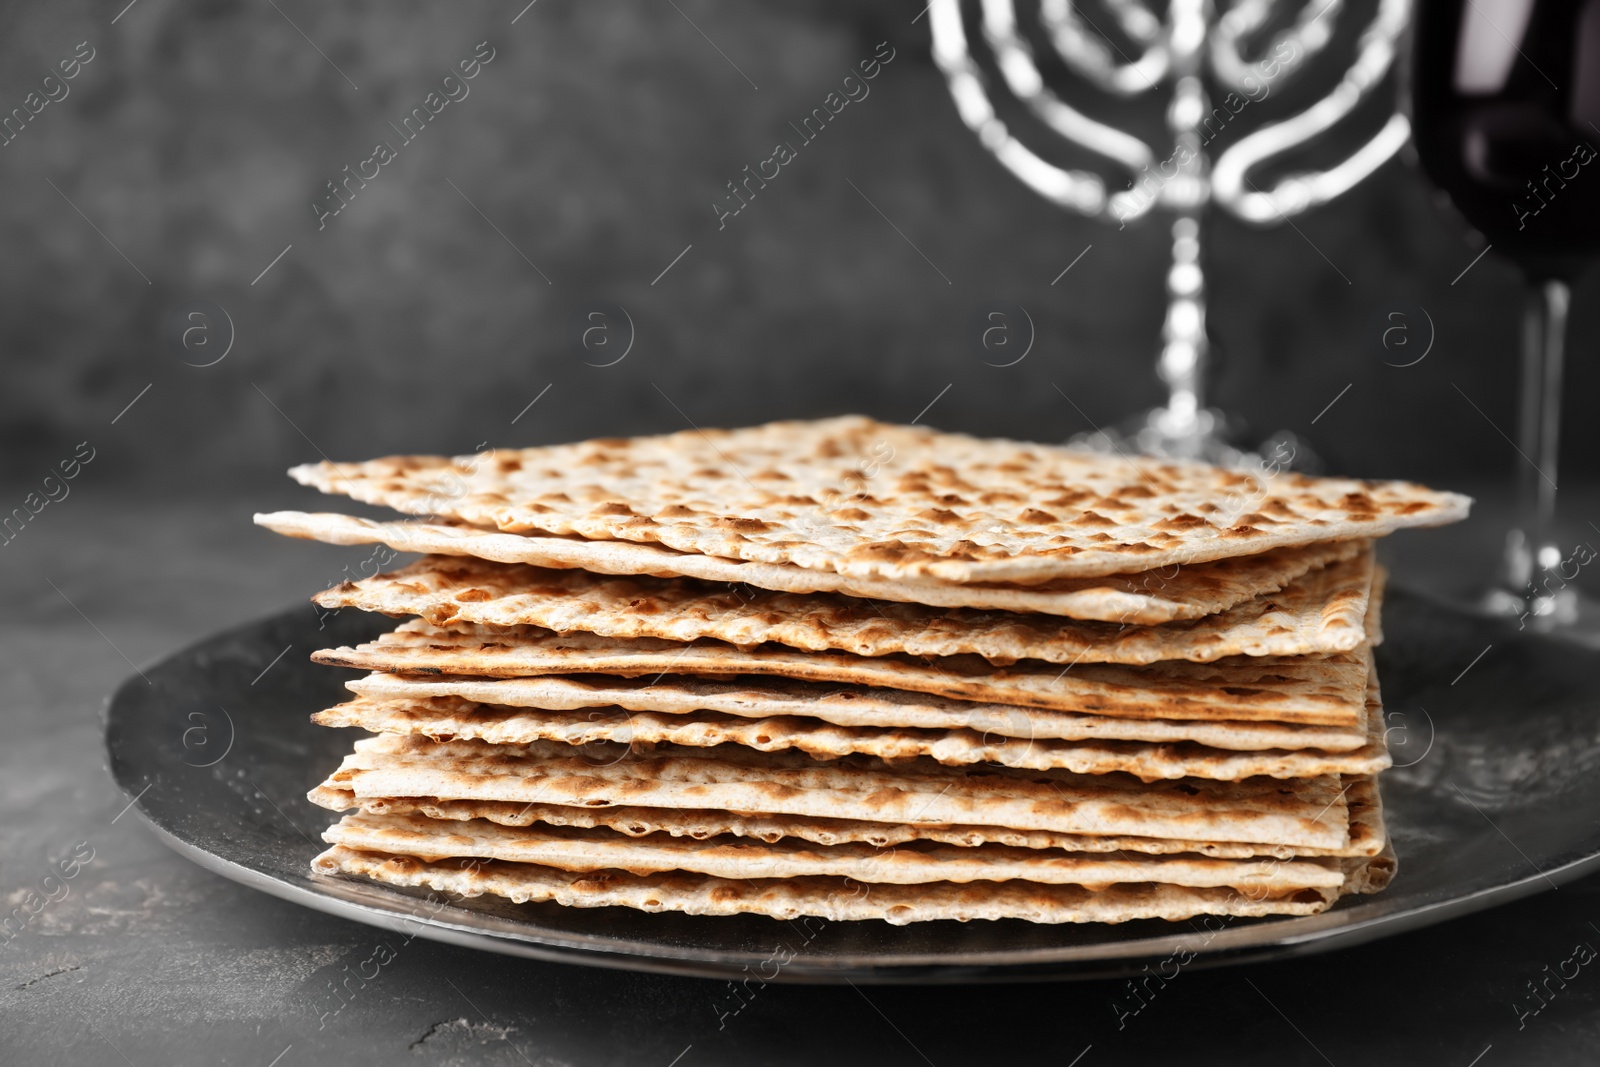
[291, 416, 1470, 582]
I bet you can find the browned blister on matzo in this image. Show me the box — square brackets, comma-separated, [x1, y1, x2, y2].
[257, 510, 1367, 623]
[288, 416, 1469, 582]
[309, 549, 1375, 665]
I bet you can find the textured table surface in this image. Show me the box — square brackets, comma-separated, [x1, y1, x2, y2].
[4, 480, 1600, 1066]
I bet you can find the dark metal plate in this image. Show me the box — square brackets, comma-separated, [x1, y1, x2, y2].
[104, 590, 1600, 983]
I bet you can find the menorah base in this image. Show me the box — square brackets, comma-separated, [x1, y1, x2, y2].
[1477, 584, 1600, 648]
[1473, 530, 1600, 645]
[1067, 405, 1322, 473]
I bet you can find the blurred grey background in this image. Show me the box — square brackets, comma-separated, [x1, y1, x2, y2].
[0, 0, 1594, 492]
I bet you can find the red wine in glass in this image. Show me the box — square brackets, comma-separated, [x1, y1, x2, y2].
[1411, 0, 1600, 629]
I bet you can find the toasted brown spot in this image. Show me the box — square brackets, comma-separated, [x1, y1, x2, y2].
[1069, 511, 1117, 528]
[1154, 513, 1211, 530]
[711, 516, 772, 533]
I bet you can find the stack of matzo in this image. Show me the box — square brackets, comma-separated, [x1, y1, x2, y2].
[259, 416, 1468, 925]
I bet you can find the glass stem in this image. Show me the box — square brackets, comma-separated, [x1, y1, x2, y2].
[1506, 278, 1569, 600]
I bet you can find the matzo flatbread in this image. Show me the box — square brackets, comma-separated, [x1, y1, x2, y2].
[1343, 840, 1397, 894]
[309, 549, 1375, 665]
[1367, 564, 1388, 646]
[320, 812, 1346, 889]
[288, 416, 1470, 582]
[311, 846, 1342, 923]
[1341, 774, 1387, 858]
[343, 672, 1370, 752]
[257, 510, 1366, 623]
[320, 735, 1353, 848]
[311, 679, 1388, 780]
[308, 786, 1383, 859]
[314, 621, 1370, 727]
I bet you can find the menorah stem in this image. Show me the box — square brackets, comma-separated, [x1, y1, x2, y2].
[1155, 213, 1207, 438]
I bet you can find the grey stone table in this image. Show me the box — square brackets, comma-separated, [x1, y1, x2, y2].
[5, 480, 1600, 1066]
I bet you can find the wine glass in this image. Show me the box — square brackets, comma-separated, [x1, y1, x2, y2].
[1409, 0, 1600, 633]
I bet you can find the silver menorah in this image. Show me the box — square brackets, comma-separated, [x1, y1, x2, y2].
[930, 0, 1411, 463]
